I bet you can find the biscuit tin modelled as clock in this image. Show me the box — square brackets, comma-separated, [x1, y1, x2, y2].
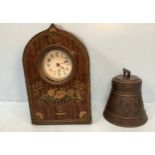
[23, 24, 92, 124]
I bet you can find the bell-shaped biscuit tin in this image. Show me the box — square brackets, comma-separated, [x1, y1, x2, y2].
[103, 69, 148, 127]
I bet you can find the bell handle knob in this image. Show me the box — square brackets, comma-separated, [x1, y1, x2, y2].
[123, 68, 131, 78]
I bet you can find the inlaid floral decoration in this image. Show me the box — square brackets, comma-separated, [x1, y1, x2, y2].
[30, 81, 43, 96]
[40, 81, 85, 105]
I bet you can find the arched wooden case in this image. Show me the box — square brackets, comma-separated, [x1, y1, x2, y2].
[23, 24, 92, 124]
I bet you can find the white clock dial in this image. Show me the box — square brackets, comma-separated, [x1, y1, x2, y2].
[42, 49, 73, 81]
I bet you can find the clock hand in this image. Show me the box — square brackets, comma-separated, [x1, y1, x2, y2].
[60, 60, 69, 64]
[59, 65, 65, 70]
[56, 63, 65, 70]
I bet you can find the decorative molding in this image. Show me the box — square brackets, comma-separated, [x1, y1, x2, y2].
[23, 24, 92, 124]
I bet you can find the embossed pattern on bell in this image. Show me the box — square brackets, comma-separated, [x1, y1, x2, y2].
[112, 83, 141, 95]
[103, 69, 148, 127]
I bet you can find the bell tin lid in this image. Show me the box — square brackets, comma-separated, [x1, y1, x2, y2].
[112, 68, 142, 85]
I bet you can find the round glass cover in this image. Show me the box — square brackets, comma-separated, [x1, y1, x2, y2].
[42, 49, 73, 81]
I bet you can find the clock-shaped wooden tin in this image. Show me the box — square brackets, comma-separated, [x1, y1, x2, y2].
[23, 24, 92, 124]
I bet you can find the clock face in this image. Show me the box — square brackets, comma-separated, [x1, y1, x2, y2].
[42, 49, 73, 81]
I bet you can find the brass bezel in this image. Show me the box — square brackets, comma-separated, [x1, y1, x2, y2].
[38, 45, 75, 85]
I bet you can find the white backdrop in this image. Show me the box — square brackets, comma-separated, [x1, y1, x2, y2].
[0, 23, 155, 105]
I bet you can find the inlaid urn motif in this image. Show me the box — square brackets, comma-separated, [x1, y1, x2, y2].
[23, 24, 91, 124]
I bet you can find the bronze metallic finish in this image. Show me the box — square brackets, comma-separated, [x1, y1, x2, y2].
[103, 69, 148, 127]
